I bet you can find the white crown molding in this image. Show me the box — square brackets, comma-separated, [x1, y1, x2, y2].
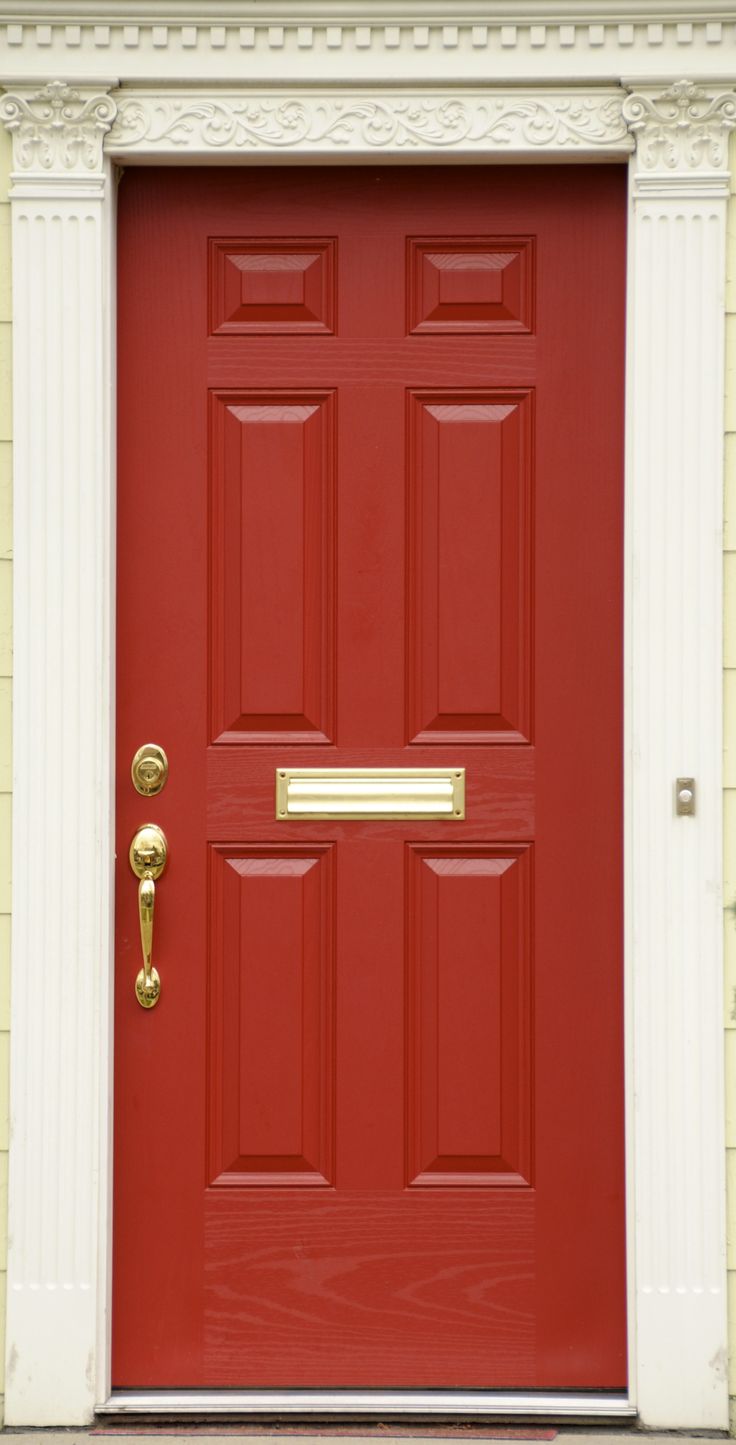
[2, 1, 734, 14]
[106, 86, 631, 157]
[0, 9, 735, 85]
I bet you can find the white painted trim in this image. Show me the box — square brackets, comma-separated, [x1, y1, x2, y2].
[0, 81, 117, 1424]
[100, 1391, 636, 1418]
[105, 86, 632, 161]
[623, 80, 732, 1428]
[0, 17, 731, 1431]
[0, 7, 735, 87]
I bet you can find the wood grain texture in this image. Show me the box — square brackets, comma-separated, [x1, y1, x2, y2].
[203, 1190, 536, 1386]
[207, 336, 536, 389]
[114, 164, 627, 1391]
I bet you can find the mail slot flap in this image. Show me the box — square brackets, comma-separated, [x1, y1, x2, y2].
[276, 768, 465, 820]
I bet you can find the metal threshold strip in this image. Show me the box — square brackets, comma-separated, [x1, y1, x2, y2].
[100, 1390, 634, 1419]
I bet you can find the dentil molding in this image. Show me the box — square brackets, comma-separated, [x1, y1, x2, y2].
[0, 13, 734, 65]
[0, 7, 735, 87]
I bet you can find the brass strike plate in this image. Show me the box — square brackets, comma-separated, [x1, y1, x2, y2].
[131, 743, 169, 797]
[276, 767, 465, 821]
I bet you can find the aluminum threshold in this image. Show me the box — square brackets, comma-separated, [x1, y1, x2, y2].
[101, 1391, 635, 1419]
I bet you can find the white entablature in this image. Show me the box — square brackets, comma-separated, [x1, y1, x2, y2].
[0, 2, 735, 84]
[4, 78, 736, 167]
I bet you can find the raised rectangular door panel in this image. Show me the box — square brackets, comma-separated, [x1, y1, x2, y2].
[406, 844, 532, 1187]
[407, 390, 532, 744]
[115, 165, 626, 1391]
[210, 390, 335, 743]
[408, 237, 534, 334]
[208, 844, 335, 1186]
[209, 238, 336, 335]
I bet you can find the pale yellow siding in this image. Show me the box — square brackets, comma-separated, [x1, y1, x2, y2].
[726, 136, 736, 1428]
[0, 123, 11, 1399]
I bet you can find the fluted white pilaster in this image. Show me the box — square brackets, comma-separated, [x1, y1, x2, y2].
[0, 81, 117, 1425]
[623, 80, 735, 1429]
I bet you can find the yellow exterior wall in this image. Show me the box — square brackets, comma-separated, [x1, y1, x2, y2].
[0, 123, 11, 1401]
[726, 136, 736, 1429]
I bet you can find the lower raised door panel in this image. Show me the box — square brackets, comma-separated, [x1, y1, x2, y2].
[208, 844, 335, 1187]
[406, 845, 532, 1188]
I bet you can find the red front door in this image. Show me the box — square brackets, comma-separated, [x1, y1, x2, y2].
[114, 165, 627, 1389]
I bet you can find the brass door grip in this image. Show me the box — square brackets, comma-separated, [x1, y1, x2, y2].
[129, 824, 168, 1010]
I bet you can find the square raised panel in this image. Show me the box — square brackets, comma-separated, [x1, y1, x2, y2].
[210, 238, 336, 334]
[408, 237, 534, 334]
[208, 845, 335, 1187]
[406, 844, 532, 1188]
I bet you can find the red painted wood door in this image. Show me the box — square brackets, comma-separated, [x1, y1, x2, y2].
[114, 166, 627, 1389]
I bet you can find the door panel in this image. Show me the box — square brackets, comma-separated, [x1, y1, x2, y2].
[210, 390, 336, 742]
[407, 390, 531, 742]
[114, 165, 626, 1389]
[208, 844, 336, 1187]
[406, 845, 532, 1188]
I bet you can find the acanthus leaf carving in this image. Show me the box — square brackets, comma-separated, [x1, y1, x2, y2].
[623, 79, 736, 171]
[107, 91, 629, 155]
[0, 81, 117, 173]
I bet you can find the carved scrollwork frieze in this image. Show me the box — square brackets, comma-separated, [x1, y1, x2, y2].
[106, 91, 630, 156]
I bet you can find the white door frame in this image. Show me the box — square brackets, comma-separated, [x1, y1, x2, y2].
[0, 5, 733, 1429]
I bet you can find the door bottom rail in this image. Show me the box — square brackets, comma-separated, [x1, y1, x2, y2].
[99, 1390, 635, 1420]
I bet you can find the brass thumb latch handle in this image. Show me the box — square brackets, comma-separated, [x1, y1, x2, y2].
[129, 824, 168, 1009]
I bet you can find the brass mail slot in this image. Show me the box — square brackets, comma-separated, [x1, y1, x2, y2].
[276, 768, 465, 821]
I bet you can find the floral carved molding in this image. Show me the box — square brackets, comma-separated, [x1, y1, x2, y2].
[0, 80, 117, 171]
[106, 90, 630, 155]
[623, 79, 736, 171]
[2, 78, 736, 170]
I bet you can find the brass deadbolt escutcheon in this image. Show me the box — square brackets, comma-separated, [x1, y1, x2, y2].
[131, 743, 169, 797]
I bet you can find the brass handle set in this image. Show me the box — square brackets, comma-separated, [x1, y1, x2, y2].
[129, 744, 169, 1010]
[130, 823, 167, 1009]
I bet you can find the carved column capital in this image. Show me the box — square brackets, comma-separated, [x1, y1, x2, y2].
[623, 79, 736, 194]
[0, 80, 117, 177]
